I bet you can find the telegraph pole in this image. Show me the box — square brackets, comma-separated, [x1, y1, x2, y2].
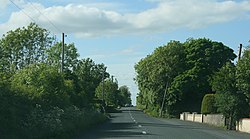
[102, 70, 105, 103]
[159, 82, 168, 117]
[238, 44, 243, 62]
[102, 69, 106, 113]
[61, 33, 65, 72]
[111, 75, 114, 82]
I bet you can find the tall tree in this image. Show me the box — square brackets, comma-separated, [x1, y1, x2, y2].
[0, 23, 53, 72]
[71, 58, 109, 107]
[237, 48, 250, 106]
[135, 41, 186, 116]
[46, 42, 79, 71]
[95, 79, 119, 106]
[135, 38, 236, 117]
[169, 38, 236, 114]
[211, 62, 248, 129]
[118, 85, 132, 106]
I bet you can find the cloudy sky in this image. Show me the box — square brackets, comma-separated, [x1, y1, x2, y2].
[1, 0, 250, 105]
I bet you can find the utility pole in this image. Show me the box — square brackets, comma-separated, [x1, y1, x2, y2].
[238, 44, 243, 62]
[102, 69, 106, 113]
[159, 82, 168, 117]
[61, 33, 65, 72]
[102, 70, 105, 103]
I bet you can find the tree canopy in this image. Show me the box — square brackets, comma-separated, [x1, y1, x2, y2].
[0, 23, 53, 72]
[135, 38, 236, 117]
[0, 23, 132, 138]
[210, 62, 249, 129]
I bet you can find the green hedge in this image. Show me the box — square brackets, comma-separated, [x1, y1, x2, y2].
[201, 94, 217, 114]
[0, 65, 108, 139]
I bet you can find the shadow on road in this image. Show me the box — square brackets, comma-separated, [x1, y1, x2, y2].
[79, 121, 151, 139]
[120, 109, 143, 112]
[80, 110, 151, 139]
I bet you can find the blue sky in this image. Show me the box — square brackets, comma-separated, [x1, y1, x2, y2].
[1, 0, 250, 105]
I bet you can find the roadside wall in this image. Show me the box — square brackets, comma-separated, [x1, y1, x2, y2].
[237, 118, 250, 133]
[180, 112, 225, 127]
[203, 114, 225, 127]
[181, 113, 250, 133]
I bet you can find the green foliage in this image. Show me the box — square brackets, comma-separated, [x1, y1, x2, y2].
[118, 85, 132, 106]
[95, 79, 119, 106]
[11, 64, 70, 108]
[0, 23, 53, 72]
[0, 23, 114, 138]
[72, 58, 109, 107]
[135, 40, 186, 116]
[0, 83, 32, 138]
[135, 38, 236, 117]
[211, 62, 249, 129]
[95, 80, 132, 109]
[47, 42, 79, 70]
[237, 48, 250, 106]
[25, 106, 107, 139]
[201, 94, 217, 114]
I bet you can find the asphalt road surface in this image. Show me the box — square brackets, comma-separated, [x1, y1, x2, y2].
[80, 107, 250, 139]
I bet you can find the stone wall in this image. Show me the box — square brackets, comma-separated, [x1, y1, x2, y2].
[236, 118, 250, 133]
[181, 113, 250, 133]
[180, 112, 225, 127]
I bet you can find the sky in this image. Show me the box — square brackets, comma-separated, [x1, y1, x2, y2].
[1, 0, 250, 105]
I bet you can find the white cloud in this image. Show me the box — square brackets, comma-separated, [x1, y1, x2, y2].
[0, 0, 10, 10]
[1, 0, 250, 37]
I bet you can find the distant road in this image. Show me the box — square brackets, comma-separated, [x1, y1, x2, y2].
[80, 107, 250, 139]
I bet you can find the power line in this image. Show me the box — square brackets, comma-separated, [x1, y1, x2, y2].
[65, 34, 74, 44]
[9, 0, 64, 44]
[25, 0, 62, 33]
[9, 0, 37, 23]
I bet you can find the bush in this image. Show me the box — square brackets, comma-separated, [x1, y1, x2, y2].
[1, 64, 107, 139]
[201, 94, 217, 114]
[11, 64, 70, 108]
[22, 106, 107, 139]
[0, 83, 32, 139]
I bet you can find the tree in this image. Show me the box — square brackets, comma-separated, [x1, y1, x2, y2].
[135, 38, 236, 117]
[10, 63, 70, 108]
[0, 23, 53, 72]
[118, 85, 132, 106]
[237, 48, 250, 106]
[46, 42, 79, 71]
[167, 38, 236, 115]
[71, 58, 109, 107]
[95, 79, 119, 106]
[135, 41, 186, 116]
[175, 38, 236, 112]
[211, 62, 248, 129]
[0, 23, 111, 138]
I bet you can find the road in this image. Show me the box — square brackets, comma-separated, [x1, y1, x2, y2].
[80, 107, 250, 139]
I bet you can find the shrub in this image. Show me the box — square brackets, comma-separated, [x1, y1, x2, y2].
[0, 83, 32, 139]
[11, 64, 70, 108]
[201, 94, 217, 114]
